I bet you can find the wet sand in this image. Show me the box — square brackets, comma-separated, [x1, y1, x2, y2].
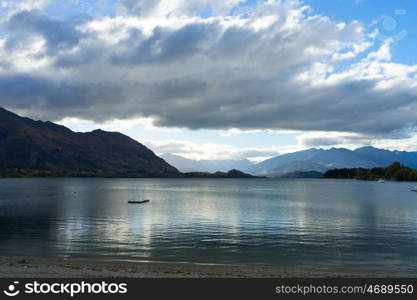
[0, 257, 416, 278]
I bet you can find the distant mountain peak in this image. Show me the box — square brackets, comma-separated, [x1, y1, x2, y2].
[354, 146, 383, 152]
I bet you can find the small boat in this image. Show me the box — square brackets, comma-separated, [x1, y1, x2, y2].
[128, 193, 150, 204]
[378, 179, 385, 183]
[411, 186, 417, 192]
[128, 199, 150, 204]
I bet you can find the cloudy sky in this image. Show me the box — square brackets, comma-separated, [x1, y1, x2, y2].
[1, 0, 417, 161]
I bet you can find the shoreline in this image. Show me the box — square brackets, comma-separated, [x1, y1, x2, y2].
[1, 257, 416, 278]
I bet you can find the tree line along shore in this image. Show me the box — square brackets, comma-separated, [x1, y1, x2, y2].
[321, 162, 417, 181]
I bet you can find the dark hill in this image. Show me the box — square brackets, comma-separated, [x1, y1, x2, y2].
[183, 169, 260, 178]
[278, 171, 323, 178]
[0, 107, 179, 177]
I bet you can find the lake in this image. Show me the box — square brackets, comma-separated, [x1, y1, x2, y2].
[1, 178, 417, 271]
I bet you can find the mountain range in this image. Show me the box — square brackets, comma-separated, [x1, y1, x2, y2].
[3, 106, 417, 178]
[158, 146, 417, 177]
[246, 147, 417, 176]
[160, 153, 254, 173]
[0, 107, 260, 178]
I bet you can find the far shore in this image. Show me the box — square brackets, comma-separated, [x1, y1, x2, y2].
[0, 170, 262, 179]
[0, 256, 416, 278]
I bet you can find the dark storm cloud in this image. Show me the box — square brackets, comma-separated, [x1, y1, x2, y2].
[0, 74, 127, 121]
[111, 22, 220, 65]
[149, 77, 417, 136]
[1, 0, 417, 138]
[4, 10, 83, 54]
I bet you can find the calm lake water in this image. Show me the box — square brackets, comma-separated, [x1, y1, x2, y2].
[1, 178, 417, 271]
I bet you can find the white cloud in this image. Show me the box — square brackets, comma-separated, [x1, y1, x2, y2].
[0, 0, 50, 20]
[118, 0, 245, 18]
[367, 41, 391, 61]
[145, 139, 287, 161]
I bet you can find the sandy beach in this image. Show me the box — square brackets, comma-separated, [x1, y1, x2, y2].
[0, 257, 416, 278]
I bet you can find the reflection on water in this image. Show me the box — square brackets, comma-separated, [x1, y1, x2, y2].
[1, 178, 417, 270]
